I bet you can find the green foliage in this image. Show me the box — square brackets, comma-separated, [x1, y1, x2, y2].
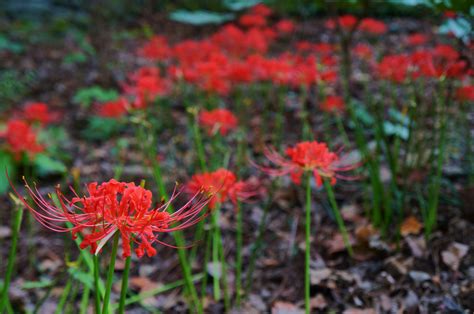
[73, 86, 119, 108]
[33, 154, 67, 176]
[68, 268, 94, 290]
[439, 17, 473, 42]
[22, 279, 54, 290]
[223, 0, 261, 11]
[62, 52, 88, 65]
[82, 117, 124, 141]
[0, 151, 16, 194]
[169, 10, 235, 25]
[0, 35, 24, 53]
[0, 70, 36, 111]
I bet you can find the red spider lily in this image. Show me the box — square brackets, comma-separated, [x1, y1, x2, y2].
[321, 96, 345, 114]
[22, 102, 58, 125]
[275, 19, 295, 35]
[239, 13, 267, 28]
[11, 178, 210, 258]
[260, 141, 359, 186]
[250, 4, 272, 17]
[443, 10, 456, 18]
[138, 35, 171, 61]
[376, 54, 411, 83]
[353, 43, 373, 60]
[124, 67, 170, 108]
[186, 168, 257, 209]
[406, 33, 428, 46]
[0, 119, 44, 160]
[325, 15, 357, 31]
[456, 85, 474, 102]
[198, 108, 238, 136]
[96, 97, 129, 118]
[359, 18, 387, 35]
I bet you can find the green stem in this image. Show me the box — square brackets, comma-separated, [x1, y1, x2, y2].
[101, 232, 119, 314]
[93, 255, 101, 314]
[55, 279, 73, 314]
[335, 114, 350, 148]
[304, 175, 312, 314]
[235, 201, 243, 307]
[211, 211, 221, 301]
[118, 246, 132, 314]
[323, 180, 353, 256]
[0, 204, 24, 313]
[244, 183, 275, 294]
[80, 285, 91, 314]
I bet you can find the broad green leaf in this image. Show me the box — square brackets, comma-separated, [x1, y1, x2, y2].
[82, 117, 124, 141]
[72, 86, 119, 108]
[223, 0, 261, 11]
[383, 121, 409, 140]
[34, 154, 67, 176]
[169, 10, 234, 25]
[67, 268, 94, 290]
[0, 151, 16, 194]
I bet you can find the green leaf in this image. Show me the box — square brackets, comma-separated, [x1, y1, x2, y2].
[22, 279, 54, 289]
[383, 121, 409, 140]
[439, 17, 473, 42]
[0, 151, 16, 194]
[169, 10, 234, 25]
[34, 154, 67, 176]
[82, 117, 124, 141]
[223, 0, 261, 11]
[62, 52, 88, 65]
[72, 86, 119, 108]
[67, 268, 94, 290]
[0, 35, 24, 54]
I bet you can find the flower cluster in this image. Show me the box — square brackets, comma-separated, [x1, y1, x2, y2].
[0, 119, 44, 160]
[12, 179, 210, 258]
[186, 168, 257, 209]
[261, 141, 358, 186]
[198, 108, 238, 136]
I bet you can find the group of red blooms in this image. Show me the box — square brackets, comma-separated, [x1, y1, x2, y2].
[4, 4, 474, 260]
[0, 103, 58, 160]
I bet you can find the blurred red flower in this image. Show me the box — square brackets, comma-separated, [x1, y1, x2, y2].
[275, 19, 295, 34]
[359, 18, 387, 35]
[321, 96, 345, 114]
[261, 141, 358, 186]
[199, 108, 238, 136]
[456, 85, 474, 102]
[22, 102, 58, 125]
[186, 168, 257, 209]
[96, 97, 128, 118]
[0, 119, 44, 160]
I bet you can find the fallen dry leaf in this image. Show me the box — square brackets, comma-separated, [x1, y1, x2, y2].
[355, 223, 377, 243]
[343, 308, 376, 314]
[0, 226, 11, 239]
[310, 268, 332, 285]
[400, 216, 423, 236]
[311, 294, 327, 310]
[129, 276, 160, 292]
[271, 301, 303, 314]
[441, 242, 469, 271]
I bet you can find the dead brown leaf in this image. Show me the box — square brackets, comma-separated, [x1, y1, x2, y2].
[400, 216, 423, 236]
[343, 308, 376, 314]
[129, 277, 160, 292]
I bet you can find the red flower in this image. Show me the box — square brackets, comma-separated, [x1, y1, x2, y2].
[275, 19, 295, 34]
[443, 10, 456, 18]
[321, 96, 345, 114]
[353, 43, 373, 60]
[456, 85, 474, 102]
[12, 179, 210, 258]
[22, 102, 58, 125]
[377, 54, 410, 82]
[0, 119, 44, 160]
[406, 33, 428, 46]
[325, 15, 357, 31]
[260, 141, 358, 186]
[186, 168, 256, 209]
[359, 18, 387, 35]
[96, 97, 128, 118]
[124, 67, 170, 108]
[239, 14, 267, 28]
[199, 108, 238, 136]
[138, 35, 171, 61]
[250, 4, 272, 17]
